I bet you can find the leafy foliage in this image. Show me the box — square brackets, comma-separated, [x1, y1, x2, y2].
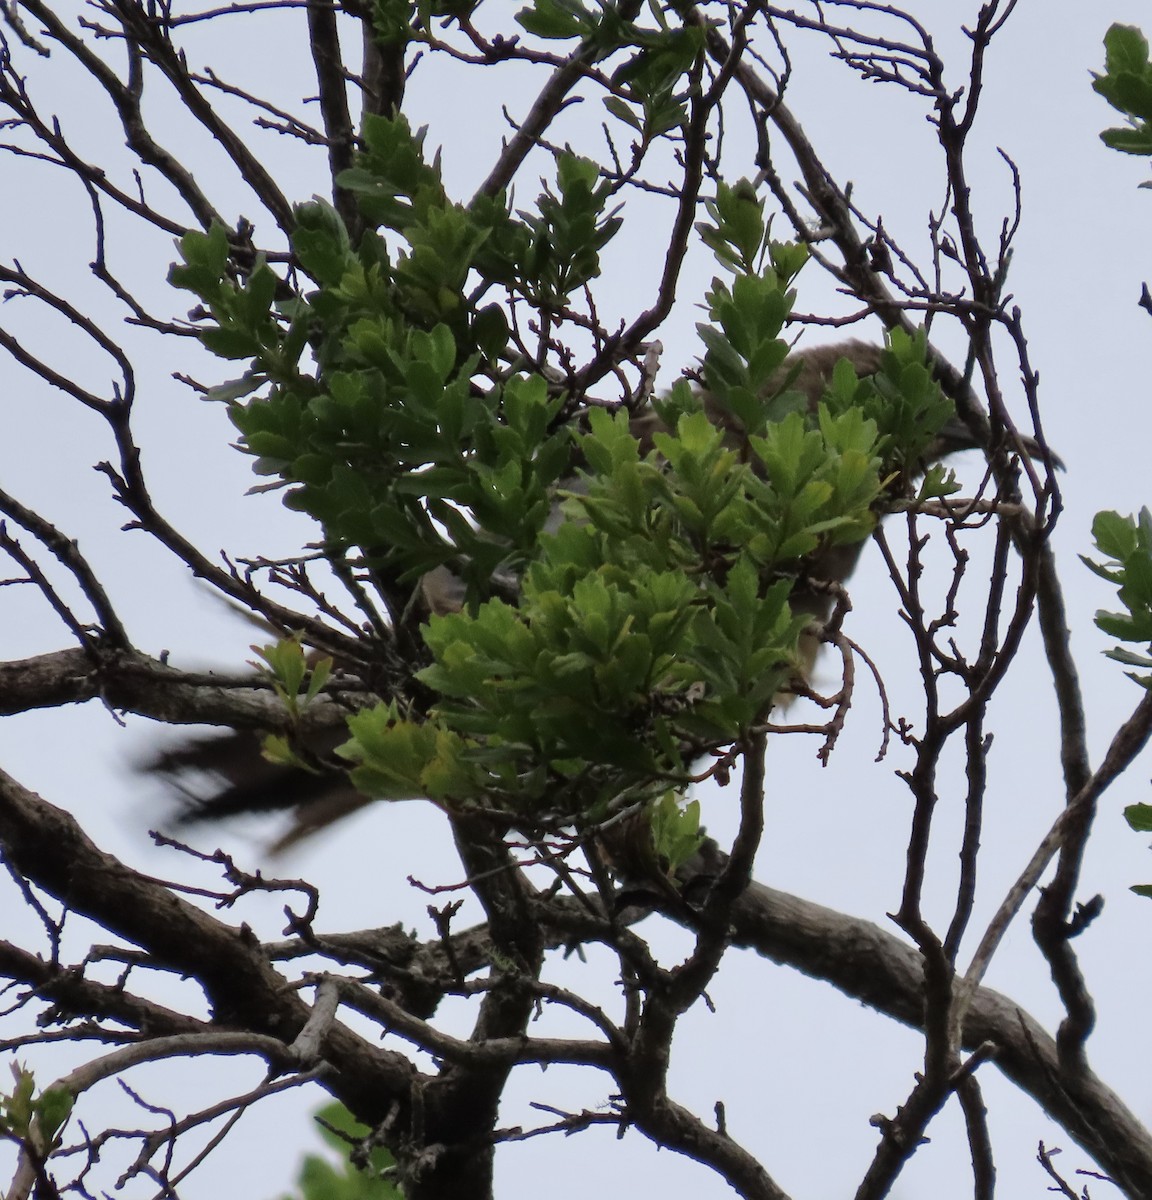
[1093, 24, 1152, 165]
[249, 637, 335, 768]
[276, 1103, 402, 1200]
[1090, 24, 1152, 892]
[0, 1065, 73, 1165]
[1082, 510, 1152, 687]
[171, 116, 580, 595]
[1082, 505, 1152, 892]
[171, 110, 956, 847]
[252, 637, 334, 721]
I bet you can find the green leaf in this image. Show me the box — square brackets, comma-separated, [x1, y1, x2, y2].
[1094, 26, 1152, 167]
[294, 199, 354, 287]
[1085, 508, 1152, 689]
[768, 240, 810, 282]
[175, 223, 230, 280]
[304, 656, 334, 704]
[1102, 126, 1152, 155]
[603, 94, 643, 132]
[1102, 511, 1143, 555]
[338, 704, 476, 801]
[472, 303, 509, 360]
[1104, 24, 1150, 76]
[1125, 802, 1152, 832]
[253, 638, 308, 698]
[697, 179, 767, 274]
[649, 792, 703, 870]
[34, 1086, 73, 1142]
[204, 373, 266, 404]
[201, 327, 262, 360]
[516, 0, 594, 40]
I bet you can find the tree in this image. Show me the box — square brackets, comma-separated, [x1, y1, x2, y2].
[2, 2, 1151, 1197]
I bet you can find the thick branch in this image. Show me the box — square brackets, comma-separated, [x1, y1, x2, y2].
[0, 646, 357, 730]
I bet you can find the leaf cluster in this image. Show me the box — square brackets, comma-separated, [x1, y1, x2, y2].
[829, 327, 962, 500]
[339, 315, 954, 826]
[1081, 508, 1152, 687]
[1093, 511, 1152, 881]
[172, 117, 610, 594]
[690, 184, 956, 498]
[249, 637, 335, 769]
[1094, 24, 1152, 165]
[341, 353, 899, 821]
[516, 0, 707, 138]
[1088, 27, 1152, 885]
[171, 120, 954, 839]
[252, 637, 334, 720]
[0, 1065, 73, 1163]
[276, 1103, 401, 1200]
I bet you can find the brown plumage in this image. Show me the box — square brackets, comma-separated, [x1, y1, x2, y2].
[141, 340, 995, 851]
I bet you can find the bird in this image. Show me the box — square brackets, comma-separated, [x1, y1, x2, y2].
[143, 339, 1048, 852]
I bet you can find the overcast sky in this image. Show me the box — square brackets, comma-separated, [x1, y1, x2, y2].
[4, 2, 1152, 1197]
